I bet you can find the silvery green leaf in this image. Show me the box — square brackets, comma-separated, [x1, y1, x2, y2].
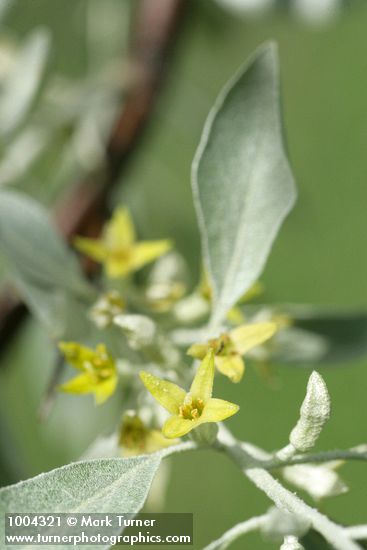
[282, 305, 367, 364]
[0, 0, 11, 22]
[292, 0, 342, 25]
[243, 304, 367, 366]
[268, 327, 330, 364]
[0, 28, 50, 135]
[282, 463, 348, 501]
[215, 0, 275, 17]
[0, 190, 91, 296]
[0, 127, 47, 186]
[0, 190, 95, 338]
[0, 456, 161, 550]
[192, 42, 296, 327]
[11, 277, 91, 341]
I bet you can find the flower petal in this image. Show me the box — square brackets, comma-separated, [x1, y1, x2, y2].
[73, 237, 107, 262]
[130, 240, 172, 271]
[162, 415, 198, 439]
[200, 398, 239, 423]
[59, 373, 96, 395]
[230, 322, 277, 355]
[186, 342, 210, 359]
[189, 350, 215, 403]
[93, 374, 118, 405]
[104, 207, 135, 248]
[105, 256, 134, 278]
[145, 430, 179, 453]
[140, 371, 186, 414]
[58, 342, 95, 370]
[215, 354, 245, 383]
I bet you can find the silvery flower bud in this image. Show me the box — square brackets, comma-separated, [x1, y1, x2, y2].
[280, 536, 304, 550]
[289, 371, 330, 452]
[114, 314, 156, 349]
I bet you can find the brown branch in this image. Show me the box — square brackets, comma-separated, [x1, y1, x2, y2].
[0, 0, 186, 356]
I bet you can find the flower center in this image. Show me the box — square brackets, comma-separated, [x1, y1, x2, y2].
[179, 394, 205, 420]
[84, 356, 114, 381]
[209, 333, 234, 356]
[109, 247, 131, 263]
[120, 416, 148, 451]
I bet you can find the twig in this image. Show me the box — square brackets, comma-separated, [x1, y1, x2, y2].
[264, 448, 367, 469]
[346, 526, 367, 541]
[243, 468, 362, 550]
[202, 515, 267, 550]
[213, 426, 364, 550]
[220, 440, 363, 550]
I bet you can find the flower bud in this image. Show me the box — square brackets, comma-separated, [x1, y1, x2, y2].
[280, 536, 304, 550]
[89, 290, 125, 328]
[289, 371, 330, 452]
[114, 314, 156, 349]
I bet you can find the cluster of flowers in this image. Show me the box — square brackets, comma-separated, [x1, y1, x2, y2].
[58, 207, 277, 452]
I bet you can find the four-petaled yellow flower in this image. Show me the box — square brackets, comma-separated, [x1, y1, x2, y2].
[74, 207, 172, 278]
[140, 351, 239, 439]
[187, 322, 277, 383]
[59, 342, 118, 404]
[119, 411, 178, 456]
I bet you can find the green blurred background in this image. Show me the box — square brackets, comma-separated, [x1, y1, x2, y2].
[0, 1, 367, 548]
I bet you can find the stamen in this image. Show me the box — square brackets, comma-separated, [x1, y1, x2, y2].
[179, 395, 205, 420]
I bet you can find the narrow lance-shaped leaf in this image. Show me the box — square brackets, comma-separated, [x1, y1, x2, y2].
[192, 42, 297, 328]
[286, 306, 367, 364]
[0, 456, 161, 550]
[0, 0, 11, 22]
[0, 190, 95, 339]
[0, 28, 51, 135]
[244, 304, 367, 366]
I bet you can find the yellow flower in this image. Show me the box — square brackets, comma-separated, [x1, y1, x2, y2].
[58, 342, 118, 404]
[74, 207, 172, 278]
[140, 351, 239, 439]
[187, 322, 277, 383]
[119, 411, 178, 456]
